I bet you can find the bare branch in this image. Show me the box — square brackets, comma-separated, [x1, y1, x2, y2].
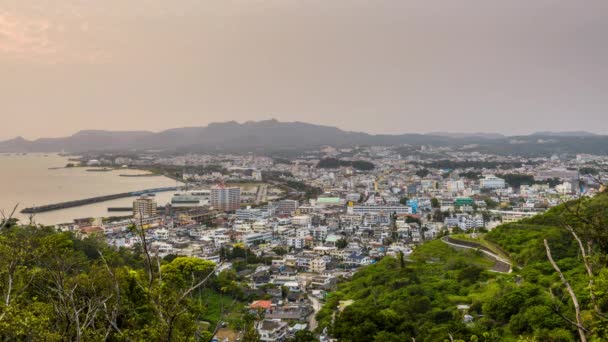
[135, 207, 154, 288]
[544, 239, 587, 342]
[98, 251, 122, 336]
[0, 203, 19, 230]
[172, 263, 222, 312]
[564, 224, 600, 314]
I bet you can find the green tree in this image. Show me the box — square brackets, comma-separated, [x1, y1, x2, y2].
[242, 323, 261, 342]
[335, 238, 348, 249]
[290, 329, 318, 342]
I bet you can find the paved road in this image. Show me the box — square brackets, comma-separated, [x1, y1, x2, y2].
[308, 296, 322, 331]
[441, 236, 512, 274]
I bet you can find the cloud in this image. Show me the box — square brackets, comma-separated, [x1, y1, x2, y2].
[0, 11, 54, 55]
[0, 8, 109, 64]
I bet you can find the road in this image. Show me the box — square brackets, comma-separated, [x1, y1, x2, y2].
[255, 184, 268, 204]
[308, 296, 323, 331]
[441, 236, 512, 273]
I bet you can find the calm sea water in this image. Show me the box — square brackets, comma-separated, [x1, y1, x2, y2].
[0, 154, 180, 225]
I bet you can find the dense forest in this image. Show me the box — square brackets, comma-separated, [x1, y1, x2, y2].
[317, 193, 608, 341]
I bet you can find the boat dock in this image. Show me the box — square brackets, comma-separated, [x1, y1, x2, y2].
[21, 187, 178, 214]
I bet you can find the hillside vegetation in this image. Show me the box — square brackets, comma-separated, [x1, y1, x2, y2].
[318, 193, 608, 341]
[0, 223, 246, 341]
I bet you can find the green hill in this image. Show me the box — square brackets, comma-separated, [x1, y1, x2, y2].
[317, 193, 608, 342]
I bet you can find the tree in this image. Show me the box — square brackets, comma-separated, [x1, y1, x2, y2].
[351, 160, 375, 171]
[416, 169, 430, 178]
[335, 238, 348, 249]
[406, 216, 421, 225]
[272, 246, 288, 256]
[242, 322, 261, 342]
[400, 197, 409, 205]
[431, 198, 440, 208]
[290, 329, 318, 342]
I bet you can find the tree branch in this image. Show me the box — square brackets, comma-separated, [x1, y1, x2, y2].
[544, 239, 587, 342]
[0, 203, 19, 230]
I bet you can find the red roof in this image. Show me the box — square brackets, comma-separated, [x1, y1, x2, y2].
[250, 300, 272, 310]
[80, 226, 103, 234]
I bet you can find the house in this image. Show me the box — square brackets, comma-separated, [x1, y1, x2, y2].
[283, 281, 301, 292]
[310, 275, 336, 290]
[344, 253, 371, 266]
[257, 319, 288, 342]
[250, 271, 271, 289]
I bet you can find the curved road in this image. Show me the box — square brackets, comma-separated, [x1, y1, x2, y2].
[441, 236, 512, 273]
[308, 296, 322, 331]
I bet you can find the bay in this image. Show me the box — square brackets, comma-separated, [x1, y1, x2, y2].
[0, 153, 180, 225]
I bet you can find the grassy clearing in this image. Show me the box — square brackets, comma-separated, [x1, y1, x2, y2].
[195, 288, 243, 326]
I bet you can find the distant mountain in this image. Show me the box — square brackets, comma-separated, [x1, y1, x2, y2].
[0, 120, 424, 153]
[1, 120, 607, 155]
[0, 130, 154, 153]
[427, 132, 505, 139]
[531, 131, 599, 137]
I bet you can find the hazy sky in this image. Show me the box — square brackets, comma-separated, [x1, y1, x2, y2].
[1, 0, 607, 140]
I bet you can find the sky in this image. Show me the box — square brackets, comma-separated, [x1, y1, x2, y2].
[1, 0, 607, 140]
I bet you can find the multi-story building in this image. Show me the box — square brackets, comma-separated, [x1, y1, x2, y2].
[347, 204, 412, 215]
[286, 236, 308, 249]
[235, 206, 275, 221]
[291, 215, 311, 226]
[346, 193, 361, 202]
[310, 258, 326, 273]
[311, 226, 328, 241]
[276, 199, 299, 215]
[443, 215, 485, 230]
[243, 231, 274, 247]
[133, 196, 157, 219]
[480, 175, 506, 189]
[211, 185, 241, 211]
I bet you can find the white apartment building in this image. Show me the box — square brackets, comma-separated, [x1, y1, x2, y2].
[480, 175, 506, 189]
[286, 236, 307, 249]
[348, 204, 413, 215]
[243, 231, 274, 247]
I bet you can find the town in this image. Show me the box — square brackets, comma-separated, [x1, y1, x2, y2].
[54, 145, 607, 341]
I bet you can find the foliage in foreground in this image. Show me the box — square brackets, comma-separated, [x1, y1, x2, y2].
[0, 225, 228, 341]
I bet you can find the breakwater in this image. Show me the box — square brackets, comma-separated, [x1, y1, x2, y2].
[21, 187, 177, 214]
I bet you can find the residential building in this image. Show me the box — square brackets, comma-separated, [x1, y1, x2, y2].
[347, 204, 412, 215]
[257, 319, 288, 341]
[211, 185, 241, 211]
[480, 175, 506, 189]
[276, 199, 299, 215]
[310, 258, 326, 273]
[133, 196, 157, 218]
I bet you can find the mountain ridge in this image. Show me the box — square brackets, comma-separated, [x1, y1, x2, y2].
[1, 120, 607, 154]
